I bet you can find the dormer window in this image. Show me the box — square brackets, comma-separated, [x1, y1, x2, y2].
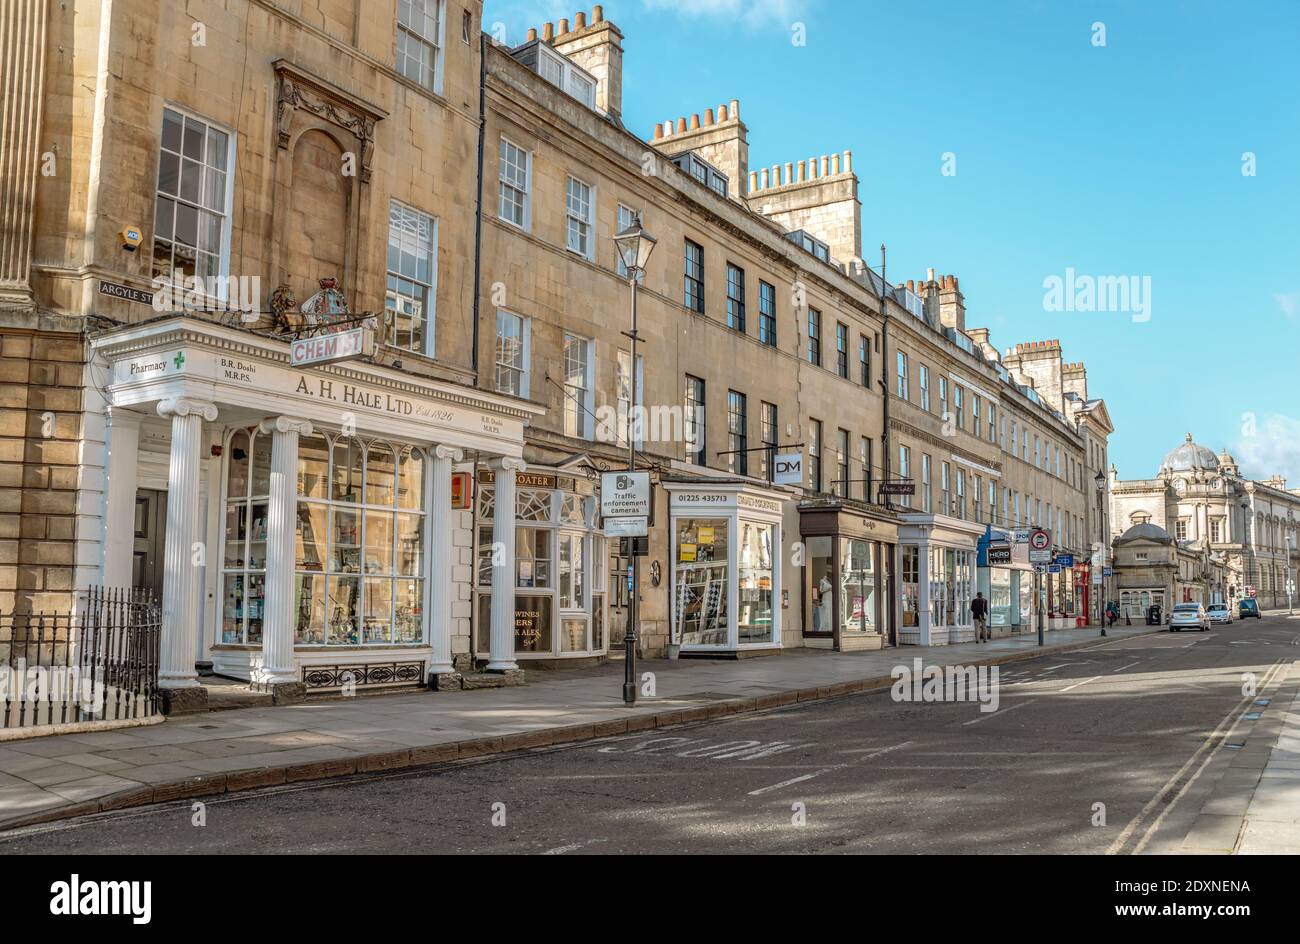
[786, 229, 830, 263]
[530, 43, 598, 111]
[671, 152, 729, 198]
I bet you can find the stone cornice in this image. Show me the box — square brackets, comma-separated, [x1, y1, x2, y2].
[90, 317, 543, 422]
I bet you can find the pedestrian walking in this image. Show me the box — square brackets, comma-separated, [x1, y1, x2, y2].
[971, 592, 990, 642]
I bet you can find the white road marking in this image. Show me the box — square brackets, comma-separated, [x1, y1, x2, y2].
[962, 700, 1030, 725]
[542, 839, 606, 855]
[1108, 658, 1287, 856]
[747, 741, 912, 796]
[1112, 660, 1142, 673]
[1058, 675, 1101, 693]
[747, 772, 823, 796]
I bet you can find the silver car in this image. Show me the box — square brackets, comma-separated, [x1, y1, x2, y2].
[1207, 603, 1233, 625]
[1169, 602, 1210, 632]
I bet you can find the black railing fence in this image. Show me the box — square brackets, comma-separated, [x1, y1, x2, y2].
[0, 587, 161, 729]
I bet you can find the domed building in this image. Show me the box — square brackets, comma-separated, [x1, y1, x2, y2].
[1110, 433, 1300, 613]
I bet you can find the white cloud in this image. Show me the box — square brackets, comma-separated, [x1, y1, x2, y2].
[1233, 412, 1300, 485]
[1275, 291, 1300, 322]
[641, 0, 810, 28]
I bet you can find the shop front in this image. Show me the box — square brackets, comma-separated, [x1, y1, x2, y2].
[898, 513, 984, 646]
[977, 525, 1031, 636]
[798, 500, 899, 651]
[471, 466, 608, 664]
[90, 316, 542, 709]
[664, 480, 784, 657]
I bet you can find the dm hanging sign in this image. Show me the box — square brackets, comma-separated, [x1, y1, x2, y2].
[773, 452, 803, 486]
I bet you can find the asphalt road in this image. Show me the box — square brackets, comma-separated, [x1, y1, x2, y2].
[4, 614, 1297, 854]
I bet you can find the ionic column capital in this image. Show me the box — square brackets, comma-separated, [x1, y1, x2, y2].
[490, 456, 526, 473]
[434, 444, 464, 463]
[259, 415, 314, 437]
[157, 397, 218, 422]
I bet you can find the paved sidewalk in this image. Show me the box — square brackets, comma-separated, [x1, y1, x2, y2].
[0, 624, 1150, 832]
[1235, 673, 1300, 854]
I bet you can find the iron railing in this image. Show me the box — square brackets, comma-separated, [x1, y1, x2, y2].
[0, 587, 161, 729]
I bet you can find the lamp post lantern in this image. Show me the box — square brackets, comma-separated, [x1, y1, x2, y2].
[612, 214, 656, 706]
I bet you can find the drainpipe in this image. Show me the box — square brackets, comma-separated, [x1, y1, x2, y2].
[876, 243, 897, 646]
[470, 31, 487, 385]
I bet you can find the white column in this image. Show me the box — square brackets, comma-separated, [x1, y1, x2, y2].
[916, 535, 932, 645]
[157, 397, 217, 689]
[101, 407, 143, 590]
[487, 456, 525, 672]
[428, 444, 463, 677]
[255, 416, 312, 688]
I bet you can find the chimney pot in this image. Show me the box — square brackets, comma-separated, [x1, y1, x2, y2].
[760, 167, 769, 189]
[785, 162, 794, 184]
[689, 113, 700, 130]
[542, 22, 554, 40]
[749, 171, 758, 191]
[652, 124, 663, 140]
[703, 108, 715, 126]
[831, 153, 841, 174]
[676, 117, 687, 134]
[729, 99, 740, 119]
[527, 27, 537, 41]
[797, 160, 806, 182]
[820, 155, 829, 177]
[927, 267, 935, 281]
[558, 18, 569, 34]
[575, 12, 586, 28]
[593, 5, 604, 22]
[843, 150, 852, 173]
[715, 105, 726, 123]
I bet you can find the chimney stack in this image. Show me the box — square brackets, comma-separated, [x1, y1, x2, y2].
[551, 8, 626, 119]
[651, 97, 749, 201]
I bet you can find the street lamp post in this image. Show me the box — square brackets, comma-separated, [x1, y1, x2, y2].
[1095, 469, 1107, 636]
[612, 214, 656, 706]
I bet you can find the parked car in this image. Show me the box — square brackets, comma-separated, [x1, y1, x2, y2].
[1238, 598, 1262, 619]
[1169, 602, 1210, 632]
[1207, 603, 1233, 625]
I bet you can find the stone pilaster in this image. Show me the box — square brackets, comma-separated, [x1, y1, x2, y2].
[101, 407, 143, 590]
[0, 0, 47, 309]
[253, 416, 312, 701]
[156, 397, 216, 711]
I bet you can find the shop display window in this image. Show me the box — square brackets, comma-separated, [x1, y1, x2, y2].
[218, 429, 427, 647]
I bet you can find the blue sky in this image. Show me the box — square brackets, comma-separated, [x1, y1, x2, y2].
[483, 0, 1300, 483]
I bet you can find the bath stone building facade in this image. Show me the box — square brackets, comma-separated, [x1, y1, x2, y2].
[4, 0, 1124, 710]
[1111, 435, 1300, 611]
[7, 0, 557, 709]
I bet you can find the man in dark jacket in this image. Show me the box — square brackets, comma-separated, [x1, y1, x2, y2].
[971, 592, 990, 643]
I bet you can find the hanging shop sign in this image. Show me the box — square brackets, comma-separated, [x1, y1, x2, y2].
[878, 481, 916, 497]
[773, 452, 803, 486]
[1054, 553, 1075, 567]
[987, 544, 1012, 565]
[289, 326, 373, 367]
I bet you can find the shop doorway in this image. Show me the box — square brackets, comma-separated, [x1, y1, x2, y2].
[133, 489, 167, 599]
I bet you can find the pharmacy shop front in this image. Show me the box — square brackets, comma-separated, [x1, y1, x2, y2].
[664, 481, 784, 657]
[90, 317, 542, 709]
